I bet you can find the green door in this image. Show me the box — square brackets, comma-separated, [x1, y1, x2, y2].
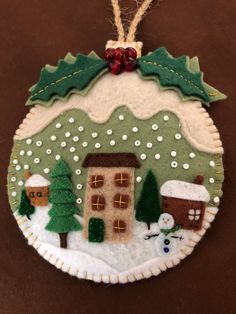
[88, 218, 105, 242]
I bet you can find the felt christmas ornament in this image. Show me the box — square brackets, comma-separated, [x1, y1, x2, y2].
[7, 0, 226, 283]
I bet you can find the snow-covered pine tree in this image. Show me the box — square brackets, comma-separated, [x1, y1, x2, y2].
[45, 159, 82, 248]
[19, 189, 35, 220]
[135, 170, 162, 229]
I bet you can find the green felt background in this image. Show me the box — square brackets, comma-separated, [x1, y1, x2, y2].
[8, 107, 223, 213]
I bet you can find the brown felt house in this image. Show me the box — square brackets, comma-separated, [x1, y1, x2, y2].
[82, 153, 140, 242]
[24, 172, 50, 206]
[160, 176, 210, 231]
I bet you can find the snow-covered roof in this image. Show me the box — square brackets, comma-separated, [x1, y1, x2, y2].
[25, 174, 50, 187]
[160, 180, 210, 202]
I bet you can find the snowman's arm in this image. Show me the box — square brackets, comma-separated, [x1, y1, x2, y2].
[144, 233, 159, 240]
[171, 235, 184, 240]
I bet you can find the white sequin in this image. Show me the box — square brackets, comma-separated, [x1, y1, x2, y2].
[46, 149, 52, 155]
[73, 156, 79, 162]
[163, 115, 169, 121]
[34, 158, 40, 164]
[73, 136, 79, 142]
[135, 140, 141, 147]
[152, 124, 158, 130]
[65, 132, 71, 138]
[136, 176, 142, 183]
[51, 135, 57, 141]
[175, 133, 182, 140]
[77, 198, 82, 204]
[92, 132, 98, 138]
[69, 147, 76, 153]
[56, 123, 62, 129]
[132, 127, 138, 133]
[75, 169, 81, 175]
[13, 159, 18, 165]
[24, 165, 29, 170]
[78, 126, 84, 132]
[61, 141, 67, 147]
[189, 152, 196, 159]
[183, 163, 189, 169]
[36, 141, 42, 147]
[19, 150, 25, 156]
[12, 191, 17, 197]
[77, 184, 83, 190]
[209, 161, 216, 167]
[110, 140, 116, 146]
[147, 142, 153, 148]
[155, 154, 161, 160]
[107, 129, 113, 135]
[27, 150, 33, 156]
[82, 142, 88, 147]
[44, 168, 50, 174]
[214, 196, 220, 203]
[122, 135, 128, 141]
[95, 143, 101, 149]
[209, 178, 215, 184]
[69, 117, 75, 123]
[171, 161, 178, 168]
[55, 155, 61, 160]
[171, 151, 177, 157]
[15, 165, 21, 171]
[11, 177, 16, 182]
[119, 115, 124, 121]
[140, 154, 146, 160]
[18, 181, 24, 186]
[26, 139, 32, 144]
[157, 136, 163, 142]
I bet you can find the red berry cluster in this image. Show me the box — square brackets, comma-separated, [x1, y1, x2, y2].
[104, 47, 137, 75]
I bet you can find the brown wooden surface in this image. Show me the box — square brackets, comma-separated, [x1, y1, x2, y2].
[0, 1, 235, 313]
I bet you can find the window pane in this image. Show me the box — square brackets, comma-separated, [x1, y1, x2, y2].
[113, 194, 129, 209]
[90, 175, 104, 188]
[113, 219, 126, 233]
[91, 195, 105, 211]
[114, 173, 129, 187]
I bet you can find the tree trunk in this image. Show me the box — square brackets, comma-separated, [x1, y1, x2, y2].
[147, 222, 151, 230]
[26, 214, 31, 220]
[59, 233, 68, 248]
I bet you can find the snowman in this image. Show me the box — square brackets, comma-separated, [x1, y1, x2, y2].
[154, 213, 184, 256]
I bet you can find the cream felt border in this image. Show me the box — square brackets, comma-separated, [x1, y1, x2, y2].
[15, 72, 223, 154]
[14, 206, 218, 284]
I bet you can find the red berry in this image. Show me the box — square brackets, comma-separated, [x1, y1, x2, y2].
[125, 47, 137, 59]
[109, 60, 123, 75]
[124, 58, 136, 72]
[104, 48, 115, 61]
[114, 47, 126, 62]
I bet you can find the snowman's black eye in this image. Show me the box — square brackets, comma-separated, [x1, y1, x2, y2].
[164, 239, 170, 245]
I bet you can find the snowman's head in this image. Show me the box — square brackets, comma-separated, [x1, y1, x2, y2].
[158, 213, 175, 229]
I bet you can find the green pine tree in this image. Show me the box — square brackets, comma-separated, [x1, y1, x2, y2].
[45, 159, 82, 248]
[135, 170, 162, 229]
[19, 190, 35, 220]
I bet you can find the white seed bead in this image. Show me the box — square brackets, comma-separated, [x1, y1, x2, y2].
[171, 151, 177, 157]
[82, 142, 88, 147]
[65, 132, 71, 138]
[26, 139, 32, 144]
[175, 133, 182, 140]
[92, 132, 98, 138]
[44, 168, 50, 174]
[95, 143, 101, 149]
[171, 161, 178, 168]
[13, 159, 18, 165]
[132, 127, 138, 133]
[183, 163, 189, 169]
[46, 149, 52, 155]
[110, 140, 116, 146]
[147, 142, 153, 148]
[34, 158, 40, 164]
[107, 129, 112, 135]
[152, 124, 158, 130]
[11, 177, 16, 182]
[18, 181, 24, 186]
[157, 136, 163, 142]
[61, 141, 67, 147]
[69, 117, 75, 123]
[122, 135, 128, 141]
[76, 198, 82, 204]
[69, 147, 76, 153]
[155, 154, 161, 160]
[213, 196, 220, 203]
[19, 150, 25, 156]
[140, 154, 146, 160]
[189, 152, 196, 159]
[15, 165, 21, 171]
[55, 155, 61, 160]
[209, 178, 215, 184]
[73, 136, 79, 142]
[27, 150, 33, 156]
[56, 123, 62, 128]
[209, 161, 216, 167]
[75, 169, 81, 175]
[163, 115, 169, 121]
[135, 140, 141, 147]
[12, 191, 17, 197]
[51, 135, 57, 141]
[119, 115, 124, 121]
[36, 141, 42, 147]
[77, 184, 83, 190]
[73, 156, 79, 162]
[136, 176, 142, 183]
[24, 165, 29, 170]
[78, 126, 84, 132]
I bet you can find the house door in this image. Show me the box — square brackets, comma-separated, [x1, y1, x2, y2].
[88, 218, 105, 242]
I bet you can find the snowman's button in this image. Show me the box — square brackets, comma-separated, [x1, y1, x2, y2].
[164, 239, 170, 245]
[164, 247, 169, 253]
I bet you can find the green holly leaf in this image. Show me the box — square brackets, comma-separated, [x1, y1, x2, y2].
[137, 47, 226, 105]
[27, 52, 108, 106]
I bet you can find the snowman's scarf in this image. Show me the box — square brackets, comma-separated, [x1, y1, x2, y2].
[160, 225, 181, 236]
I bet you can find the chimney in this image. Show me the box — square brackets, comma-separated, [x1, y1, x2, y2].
[193, 175, 204, 185]
[24, 171, 32, 180]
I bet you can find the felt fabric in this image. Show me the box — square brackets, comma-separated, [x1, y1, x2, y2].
[26, 186, 49, 206]
[46, 216, 82, 234]
[28, 52, 108, 105]
[25, 173, 50, 187]
[14, 72, 223, 155]
[18, 190, 35, 219]
[88, 218, 105, 242]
